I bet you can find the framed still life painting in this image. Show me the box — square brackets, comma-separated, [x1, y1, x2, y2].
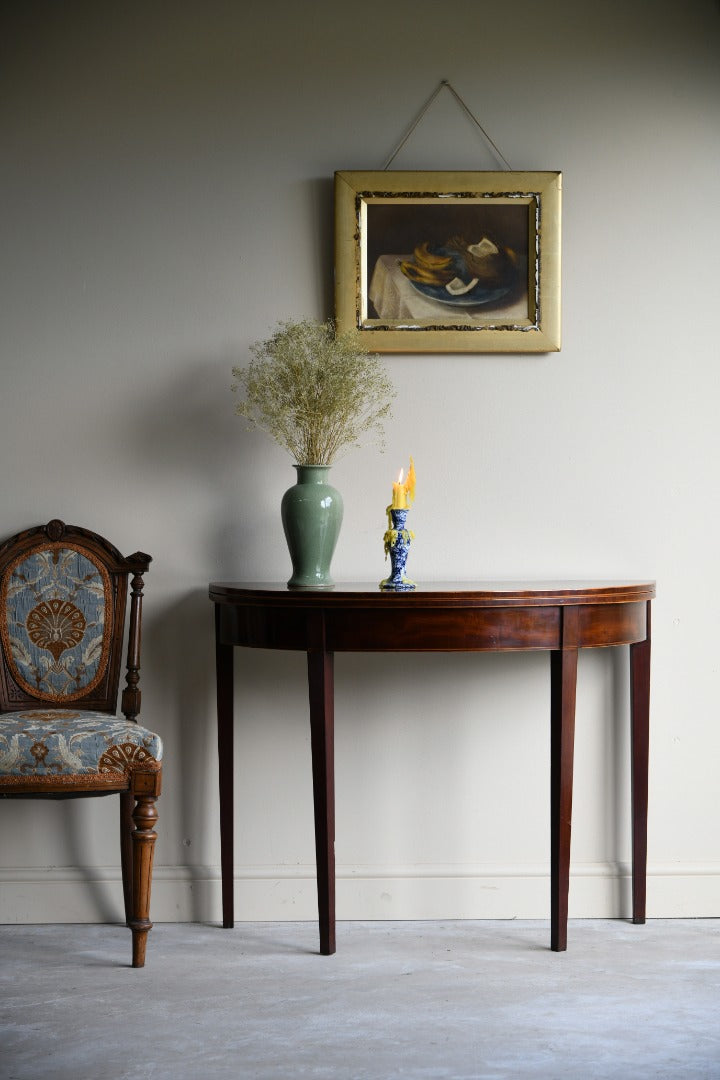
[334, 170, 561, 353]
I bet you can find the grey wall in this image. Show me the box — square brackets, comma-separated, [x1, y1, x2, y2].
[2, 0, 719, 922]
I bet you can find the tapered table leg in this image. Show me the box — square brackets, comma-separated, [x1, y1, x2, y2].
[307, 645, 336, 956]
[215, 605, 235, 929]
[630, 601, 651, 924]
[550, 632, 578, 952]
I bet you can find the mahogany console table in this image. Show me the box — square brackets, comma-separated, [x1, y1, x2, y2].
[209, 581, 655, 953]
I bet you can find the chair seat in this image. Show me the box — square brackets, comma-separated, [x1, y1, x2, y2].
[0, 709, 162, 786]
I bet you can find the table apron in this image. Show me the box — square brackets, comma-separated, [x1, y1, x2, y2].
[216, 600, 648, 653]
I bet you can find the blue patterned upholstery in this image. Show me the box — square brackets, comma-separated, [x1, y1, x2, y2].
[0, 709, 162, 785]
[0, 545, 111, 701]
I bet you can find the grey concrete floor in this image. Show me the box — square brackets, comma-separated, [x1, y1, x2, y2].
[1, 920, 719, 1080]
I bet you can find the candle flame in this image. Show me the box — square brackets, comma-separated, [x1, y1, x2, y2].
[396, 468, 404, 484]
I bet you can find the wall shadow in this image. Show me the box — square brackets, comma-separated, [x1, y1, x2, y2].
[143, 588, 217, 922]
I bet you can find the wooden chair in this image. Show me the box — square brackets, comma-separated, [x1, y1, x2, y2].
[0, 519, 162, 967]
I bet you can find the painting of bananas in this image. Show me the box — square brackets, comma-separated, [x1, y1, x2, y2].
[334, 170, 561, 351]
[399, 236, 518, 306]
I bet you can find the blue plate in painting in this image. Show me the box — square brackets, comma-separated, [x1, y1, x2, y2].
[403, 244, 515, 307]
[408, 278, 512, 307]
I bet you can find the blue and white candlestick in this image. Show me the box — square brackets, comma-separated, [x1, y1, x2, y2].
[380, 507, 416, 591]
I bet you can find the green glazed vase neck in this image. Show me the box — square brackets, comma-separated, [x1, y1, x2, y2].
[294, 464, 332, 483]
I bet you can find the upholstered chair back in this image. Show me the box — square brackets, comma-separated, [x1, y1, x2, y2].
[0, 519, 150, 717]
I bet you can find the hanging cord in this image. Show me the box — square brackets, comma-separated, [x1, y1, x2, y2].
[382, 79, 512, 171]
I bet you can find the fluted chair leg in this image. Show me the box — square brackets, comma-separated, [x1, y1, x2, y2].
[128, 778, 160, 968]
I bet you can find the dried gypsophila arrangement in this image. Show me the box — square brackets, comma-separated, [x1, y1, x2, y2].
[232, 318, 396, 466]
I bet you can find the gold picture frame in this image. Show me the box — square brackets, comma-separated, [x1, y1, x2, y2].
[334, 170, 561, 354]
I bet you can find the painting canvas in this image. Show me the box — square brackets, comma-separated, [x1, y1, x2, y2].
[334, 171, 561, 353]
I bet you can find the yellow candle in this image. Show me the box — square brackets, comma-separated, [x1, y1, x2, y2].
[404, 457, 416, 504]
[390, 458, 416, 509]
[391, 468, 408, 509]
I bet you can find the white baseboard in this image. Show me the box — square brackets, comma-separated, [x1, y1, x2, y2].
[1, 863, 719, 924]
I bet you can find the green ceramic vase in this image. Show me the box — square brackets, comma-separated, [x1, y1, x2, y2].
[281, 465, 343, 589]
